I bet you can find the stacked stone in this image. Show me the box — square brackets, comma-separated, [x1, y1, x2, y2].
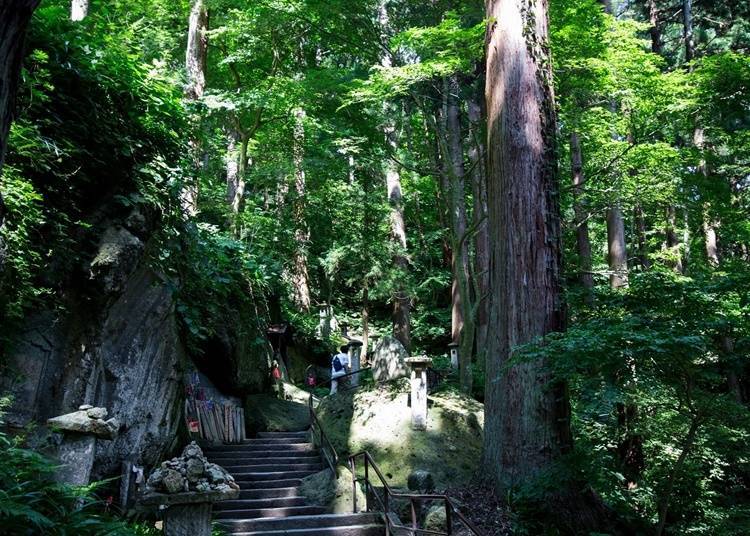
[146, 442, 238, 495]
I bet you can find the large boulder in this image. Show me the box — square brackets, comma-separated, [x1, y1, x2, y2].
[371, 335, 408, 382]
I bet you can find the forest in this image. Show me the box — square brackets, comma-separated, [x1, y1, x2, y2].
[0, 0, 748, 535]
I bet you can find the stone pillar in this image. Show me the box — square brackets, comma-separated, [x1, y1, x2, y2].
[448, 342, 459, 370]
[405, 356, 433, 431]
[163, 503, 213, 536]
[47, 405, 119, 486]
[348, 339, 363, 387]
[57, 435, 97, 485]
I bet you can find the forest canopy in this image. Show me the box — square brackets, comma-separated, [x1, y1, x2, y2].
[0, 0, 748, 534]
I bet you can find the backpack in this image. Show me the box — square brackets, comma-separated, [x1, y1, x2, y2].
[332, 355, 343, 372]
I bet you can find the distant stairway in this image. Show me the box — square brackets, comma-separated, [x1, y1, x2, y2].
[204, 430, 384, 535]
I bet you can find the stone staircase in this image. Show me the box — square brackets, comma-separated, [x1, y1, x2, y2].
[203, 430, 384, 535]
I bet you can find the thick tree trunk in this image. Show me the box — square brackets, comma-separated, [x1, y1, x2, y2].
[0, 1, 40, 270]
[71, 0, 88, 21]
[607, 206, 628, 288]
[468, 86, 489, 363]
[484, 0, 569, 492]
[570, 132, 594, 303]
[291, 108, 311, 312]
[485, 6, 622, 527]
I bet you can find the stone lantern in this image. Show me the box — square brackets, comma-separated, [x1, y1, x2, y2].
[404, 356, 433, 431]
[141, 442, 239, 536]
[448, 341, 459, 370]
[348, 339, 363, 387]
[47, 405, 119, 485]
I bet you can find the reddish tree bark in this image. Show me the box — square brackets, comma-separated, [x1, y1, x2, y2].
[484, 0, 568, 487]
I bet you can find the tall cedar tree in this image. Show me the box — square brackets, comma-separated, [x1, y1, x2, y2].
[484, 0, 615, 530]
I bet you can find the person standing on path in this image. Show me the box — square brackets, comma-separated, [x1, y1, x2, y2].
[330, 345, 350, 395]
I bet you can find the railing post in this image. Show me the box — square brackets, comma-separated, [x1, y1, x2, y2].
[410, 498, 418, 531]
[351, 456, 357, 513]
[364, 457, 370, 512]
[446, 498, 453, 535]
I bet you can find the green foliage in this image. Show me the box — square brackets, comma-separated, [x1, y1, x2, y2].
[0, 399, 158, 535]
[1, 0, 187, 342]
[516, 271, 750, 534]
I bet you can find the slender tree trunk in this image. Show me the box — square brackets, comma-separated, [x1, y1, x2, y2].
[607, 206, 628, 288]
[443, 75, 473, 393]
[362, 283, 369, 363]
[691, 128, 720, 268]
[379, 2, 411, 351]
[656, 417, 701, 536]
[683, 0, 694, 62]
[231, 133, 249, 218]
[634, 204, 650, 270]
[291, 108, 311, 312]
[182, 0, 208, 218]
[0, 1, 40, 271]
[468, 85, 489, 362]
[570, 132, 595, 302]
[71, 0, 89, 21]
[665, 205, 684, 273]
[484, 2, 596, 523]
[225, 129, 240, 209]
[186, 0, 208, 100]
[647, 0, 662, 55]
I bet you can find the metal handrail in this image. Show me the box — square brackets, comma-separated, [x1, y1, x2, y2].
[308, 393, 339, 477]
[349, 451, 484, 536]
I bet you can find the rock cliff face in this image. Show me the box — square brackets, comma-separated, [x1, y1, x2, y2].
[4, 238, 188, 480]
[2, 216, 271, 483]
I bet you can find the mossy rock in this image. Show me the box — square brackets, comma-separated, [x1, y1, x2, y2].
[315, 382, 484, 490]
[244, 394, 310, 436]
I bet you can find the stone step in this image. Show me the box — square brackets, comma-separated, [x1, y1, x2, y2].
[231, 470, 320, 481]
[222, 463, 324, 473]
[207, 451, 321, 461]
[205, 443, 316, 453]
[235, 478, 303, 490]
[218, 513, 383, 533]
[213, 456, 323, 466]
[213, 505, 327, 520]
[240, 439, 312, 446]
[215, 497, 308, 511]
[228, 524, 385, 536]
[257, 431, 310, 439]
[238, 487, 301, 500]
